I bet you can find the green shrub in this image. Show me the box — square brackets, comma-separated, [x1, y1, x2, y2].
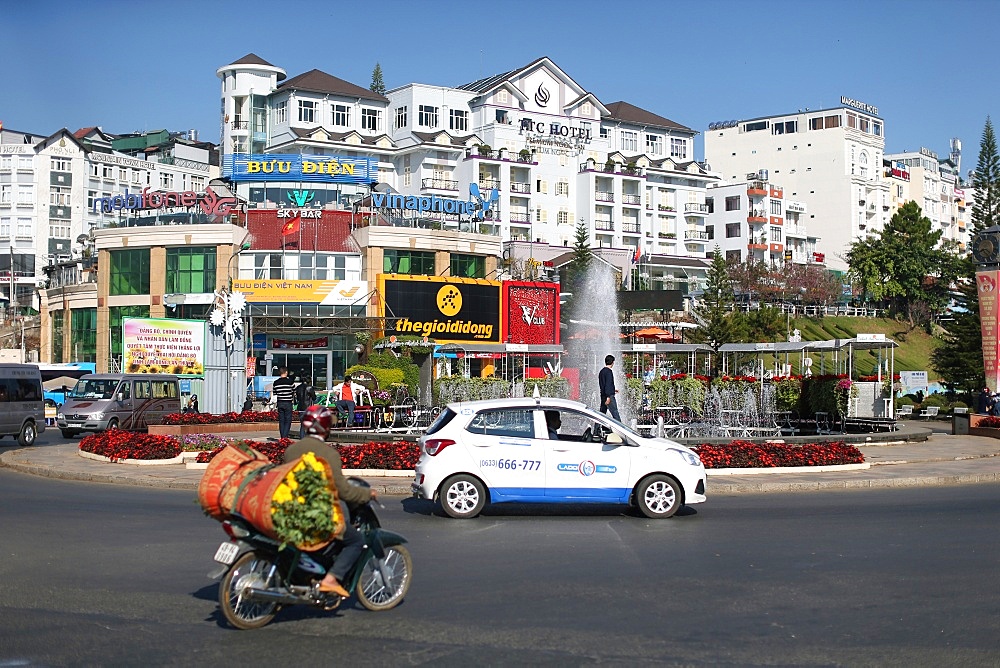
[895, 396, 915, 408]
[434, 376, 511, 404]
[921, 393, 948, 408]
[523, 376, 570, 399]
[363, 352, 420, 393]
[345, 365, 404, 391]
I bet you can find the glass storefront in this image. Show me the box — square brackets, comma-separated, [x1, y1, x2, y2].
[51, 310, 64, 363]
[71, 308, 98, 362]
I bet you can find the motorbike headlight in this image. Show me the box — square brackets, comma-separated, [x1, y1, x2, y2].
[90, 412, 104, 420]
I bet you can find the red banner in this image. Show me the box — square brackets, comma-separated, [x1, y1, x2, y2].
[272, 337, 328, 349]
[502, 281, 560, 345]
[977, 270, 1000, 391]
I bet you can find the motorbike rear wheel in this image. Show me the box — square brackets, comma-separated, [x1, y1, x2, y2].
[355, 545, 412, 611]
[219, 552, 279, 630]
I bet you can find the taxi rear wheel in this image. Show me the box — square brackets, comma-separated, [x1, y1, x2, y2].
[636, 475, 682, 518]
[440, 474, 487, 519]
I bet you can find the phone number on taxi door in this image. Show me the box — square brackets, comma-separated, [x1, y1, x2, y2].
[480, 459, 541, 471]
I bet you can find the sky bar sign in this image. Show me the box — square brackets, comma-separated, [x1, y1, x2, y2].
[223, 153, 376, 184]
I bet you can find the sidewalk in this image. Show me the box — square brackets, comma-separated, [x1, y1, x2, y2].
[1, 431, 999, 496]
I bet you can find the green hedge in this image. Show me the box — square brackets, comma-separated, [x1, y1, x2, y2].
[434, 376, 511, 404]
[523, 376, 570, 399]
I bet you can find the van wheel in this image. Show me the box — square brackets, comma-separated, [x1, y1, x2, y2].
[60, 429, 78, 438]
[107, 418, 120, 431]
[18, 421, 37, 447]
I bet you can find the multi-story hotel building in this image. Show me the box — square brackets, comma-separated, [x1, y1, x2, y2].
[216, 54, 720, 293]
[704, 97, 887, 271]
[884, 145, 968, 250]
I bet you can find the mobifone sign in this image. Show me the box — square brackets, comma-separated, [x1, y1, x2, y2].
[380, 275, 501, 343]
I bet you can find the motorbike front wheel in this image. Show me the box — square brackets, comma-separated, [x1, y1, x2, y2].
[219, 552, 279, 630]
[355, 545, 412, 611]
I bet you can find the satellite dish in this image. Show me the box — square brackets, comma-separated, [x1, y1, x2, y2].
[76, 234, 89, 245]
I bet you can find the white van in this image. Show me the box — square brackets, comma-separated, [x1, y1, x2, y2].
[0, 363, 46, 446]
[57, 374, 182, 437]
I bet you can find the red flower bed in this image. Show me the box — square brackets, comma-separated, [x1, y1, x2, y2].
[976, 416, 1000, 428]
[162, 411, 287, 425]
[693, 440, 864, 469]
[195, 439, 420, 469]
[79, 431, 182, 462]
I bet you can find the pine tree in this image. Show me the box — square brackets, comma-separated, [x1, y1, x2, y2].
[690, 247, 743, 355]
[561, 220, 593, 323]
[370, 63, 386, 96]
[971, 116, 1000, 234]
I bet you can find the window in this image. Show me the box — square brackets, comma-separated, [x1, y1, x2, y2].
[0, 217, 8, 237]
[160, 172, 174, 189]
[166, 247, 217, 294]
[621, 130, 638, 152]
[50, 186, 71, 206]
[706, 225, 714, 240]
[0, 185, 10, 204]
[18, 155, 33, 170]
[383, 249, 435, 275]
[872, 122, 882, 137]
[847, 112, 857, 129]
[555, 179, 569, 196]
[86, 190, 98, 210]
[103, 165, 114, 179]
[298, 99, 316, 123]
[599, 127, 609, 139]
[744, 121, 769, 132]
[770, 226, 782, 243]
[71, 308, 98, 362]
[132, 169, 143, 184]
[110, 305, 149, 357]
[770, 199, 782, 215]
[17, 185, 34, 205]
[467, 408, 534, 437]
[0, 155, 10, 171]
[152, 381, 178, 399]
[705, 197, 714, 213]
[725, 223, 741, 238]
[646, 134, 663, 154]
[450, 254, 484, 278]
[725, 196, 741, 211]
[772, 120, 797, 135]
[418, 105, 438, 128]
[361, 108, 380, 132]
[726, 250, 742, 262]
[497, 90, 509, 104]
[300, 253, 347, 280]
[395, 106, 407, 129]
[333, 104, 350, 127]
[89, 163, 100, 178]
[670, 138, 687, 159]
[118, 167, 128, 182]
[275, 100, 287, 124]
[51, 157, 71, 172]
[810, 115, 841, 130]
[557, 209, 571, 225]
[859, 151, 869, 178]
[49, 221, 70, 238]
[109, 248, 151, 295]
[859, 117, 870, 133]
[253, 253, 282, 279]
[449, 109, 468, 132]
[581, 102, 592, 115]
[535, 207, 548, 223]
[16, 218, 31, 239]
[51, 310, 64, 362]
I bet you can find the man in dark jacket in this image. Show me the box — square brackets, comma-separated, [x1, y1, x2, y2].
[977, 387, 992, 415]
[295, 378, 317, 437]
[598, 354, 621, 422]
[283, 405, 377, 598]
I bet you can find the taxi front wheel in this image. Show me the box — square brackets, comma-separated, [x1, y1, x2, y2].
[636, 475, 682, 518]
[440, 474, 487, 519]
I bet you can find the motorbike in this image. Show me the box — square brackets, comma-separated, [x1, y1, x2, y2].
[208, 479, 412, 630]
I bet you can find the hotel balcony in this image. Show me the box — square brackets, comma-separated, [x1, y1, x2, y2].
[595, 219, 614, 232]
[231, 118, 249, 134]
[622, 194, 642, 206]
[621, 221, 641, 234]
[478, 178, 501, 190]
[421, 178, 459, 191]
[510, 181, 531, 194]
[684, 230, 710, 242]
[748, 181, 768, 196]
[595, 191, 615, 203]
[684, 203, 709, 216]
[769, 186, 783, 198]
[508, 211, 531, 224]
[748, 213, 767, 223]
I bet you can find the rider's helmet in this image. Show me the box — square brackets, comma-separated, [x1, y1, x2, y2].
[299, 404, 333, 438]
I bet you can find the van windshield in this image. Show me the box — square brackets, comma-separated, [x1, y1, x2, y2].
[69, 379, 120, 400]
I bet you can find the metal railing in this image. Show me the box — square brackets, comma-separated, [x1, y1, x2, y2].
[595, 219, 614, 231]
[684, 203, 709, 214]
[622, 194, 642, 205]
[421, 178, 459, 191]
[595, 191, 614, 202]
[510, 181, 531, 194]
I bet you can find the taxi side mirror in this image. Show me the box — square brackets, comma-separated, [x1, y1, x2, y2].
[604, 431, 623, 445]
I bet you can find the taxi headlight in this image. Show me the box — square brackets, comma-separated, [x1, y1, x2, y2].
[89, 412, 104, 420]
[672, 449, 701, 467]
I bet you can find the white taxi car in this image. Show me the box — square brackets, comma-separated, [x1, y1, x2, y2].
[412, 397, 706, 519]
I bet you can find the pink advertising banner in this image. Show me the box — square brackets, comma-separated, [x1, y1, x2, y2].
[976, 270, 1000, 391]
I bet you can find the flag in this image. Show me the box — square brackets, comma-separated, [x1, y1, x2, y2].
[280, 215, 300, 236]
[632, 246, 641, 264]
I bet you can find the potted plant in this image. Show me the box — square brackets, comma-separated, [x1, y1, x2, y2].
[604, 158, 616, 172]
[478, 144, 493, 158]
[518, 148, 532, 162]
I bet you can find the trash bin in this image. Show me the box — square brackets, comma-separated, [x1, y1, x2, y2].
[952, 411, 970, 435]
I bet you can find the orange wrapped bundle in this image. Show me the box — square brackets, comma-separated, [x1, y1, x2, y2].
[198, 444, 270, 520]
[199, 445, 345, 550]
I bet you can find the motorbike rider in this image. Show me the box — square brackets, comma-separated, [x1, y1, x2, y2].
[282, 404, 378, 598]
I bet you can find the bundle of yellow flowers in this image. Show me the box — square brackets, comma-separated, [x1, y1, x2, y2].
[270, 451, 344, 549]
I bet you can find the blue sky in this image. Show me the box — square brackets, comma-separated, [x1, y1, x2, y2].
[2, 0, 996, 178]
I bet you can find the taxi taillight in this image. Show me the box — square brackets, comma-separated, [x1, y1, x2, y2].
[424, 439, 455, 456]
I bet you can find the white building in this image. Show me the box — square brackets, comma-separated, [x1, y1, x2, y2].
[704, 177, 821, 266]
[704, 97, 887, 271]
[215, 54, 719, 293]
[0, 125, 218, 312]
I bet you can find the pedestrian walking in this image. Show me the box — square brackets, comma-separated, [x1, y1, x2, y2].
[977, 387, 992, 415]
[271, 367, 296, 439]
[598, 354, 621, 422]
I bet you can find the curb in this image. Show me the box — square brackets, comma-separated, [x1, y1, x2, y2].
[707, 471, 1000, 494]
[707, 463, 870, 476]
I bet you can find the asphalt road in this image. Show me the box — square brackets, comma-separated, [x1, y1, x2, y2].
[0, 469, 998, 666]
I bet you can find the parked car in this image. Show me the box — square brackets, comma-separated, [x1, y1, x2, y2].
[0, 363, 46, 446]
[413, 397, 707, 519]
[57, 374, 181, 436]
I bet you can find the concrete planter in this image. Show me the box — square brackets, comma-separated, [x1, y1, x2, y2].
[149, 423, 279, 436]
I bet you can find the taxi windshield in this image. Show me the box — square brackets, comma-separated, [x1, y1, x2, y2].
[68, 379, 120, 400]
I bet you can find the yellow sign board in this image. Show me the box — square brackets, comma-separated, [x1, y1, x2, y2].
[232, 279, 368, 305]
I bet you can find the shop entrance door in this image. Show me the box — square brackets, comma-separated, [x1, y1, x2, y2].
[267, 352, 331, 391]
